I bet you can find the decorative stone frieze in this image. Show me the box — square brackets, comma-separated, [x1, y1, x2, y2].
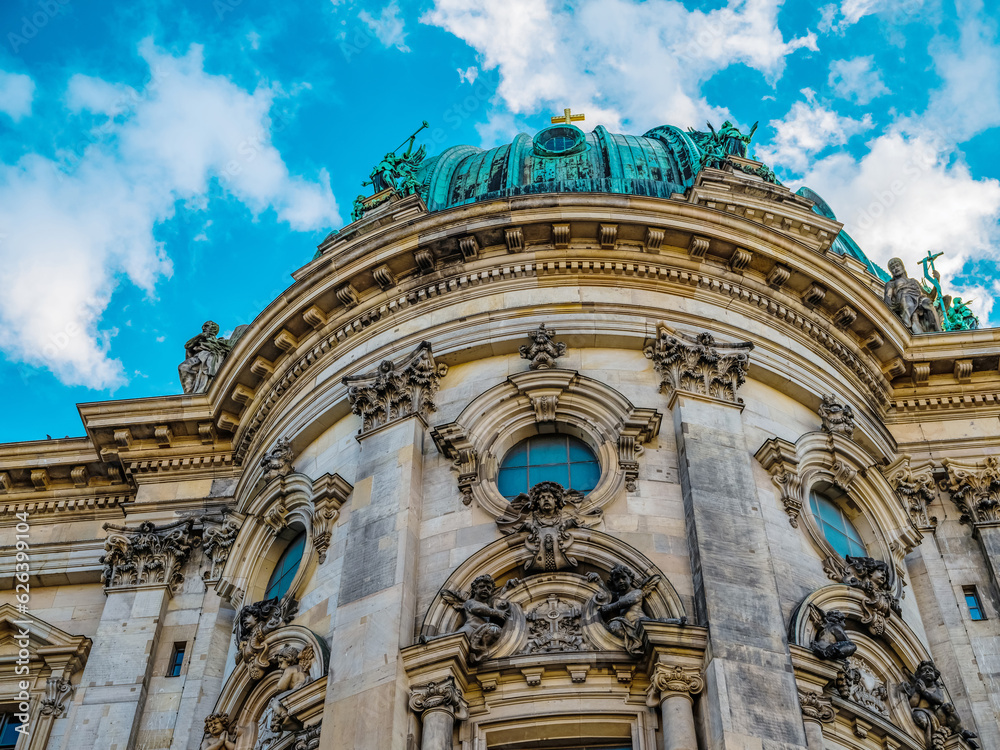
[520, 594, 584, 654]
[942, 457, 1000, 527]
[808, 605, 856, 661]
[203, 518, 240, 581]
[594, 564, 686, 655]
[409, 677, 469, 719]
[100, 519, 196, 591]
[824, 555, 900, 635]
[39, 677, 73, 717]
[261, 437, 294, 481]
[643, 324, 753, 406]
[836, 656, 888, 717]
[518, 324, 566, 370]
[819, 395, 855, 437]
[646, 664, 704, 704]
[901, 660, 979, 750]
[234, 596, 299, 681]
[496, 482, 602, 573]
[343, 341, 447, 435]
[798, 690, 835, 723]
[883, 456, 937, 530]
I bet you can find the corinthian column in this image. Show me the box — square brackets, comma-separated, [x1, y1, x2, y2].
[409, 677, 469, 750]
[646, 664, 703, 750]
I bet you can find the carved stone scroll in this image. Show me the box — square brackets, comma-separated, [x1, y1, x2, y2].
[343, 341, 448, 435]
[409, 676, 469, 719]
[646, 664, 704, 704]
[39, 677, 73, 717]
[798, 690, 835, 723]
[100, 519, 196, 591]
[755, 438, 803, 527]
[643, 324, 753, 405]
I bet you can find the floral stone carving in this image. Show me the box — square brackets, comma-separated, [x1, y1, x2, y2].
[807, 605, 857, 661]
[943, 456, 1000, 527]
[496, 481, 602, 573]
[798, 690, 835, 723]
[819, 395, 855, 437]
[824, 555, 900, 635]
[645, 664, 704, 705]
[409, 677, 469, 719]
[643, 325, 753, 404]
[901, 660, 979, 749]
[884, 457, 937, 530]
[203, 518, 240, 581]
[201, 713, 237, 750]
[519, 324, 567, 370]
[342, 341, 448, 435]
[101, 519, 196, 591]
[836, 656, 888, 717]
[234, 596, 299, 680]
[520, 594, 584, 654]
[593, 564, 686, 656]
[432, 574, 512, 663]
[293, 725, 322, 750]
[261, 437, 294, 481]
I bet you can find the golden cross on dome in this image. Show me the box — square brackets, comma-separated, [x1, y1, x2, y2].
[551, 108, 585, 125]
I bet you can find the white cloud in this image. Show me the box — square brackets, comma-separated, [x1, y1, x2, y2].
[0, 71, 36, 122]
[458, 66, 478, 84]
[0, 40, 339, 389]
[819, 0, 926, 32]
[757, 98, 872, 172]
[422, 0, 816, 131]
[828, 56, 889, 104]
[66, 74, 137, 116]
[359, 1, 410, 53]
[798, 129, 1000, 320]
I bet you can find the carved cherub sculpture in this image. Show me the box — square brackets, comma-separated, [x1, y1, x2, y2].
[901, 660, 979, 749]
[497, 481, 602, 573]
[437, 574, 512, 663]
[594, 564, 686, 656]
[273, 644, 315, 693]
[808, 605, 857, 661]
[201, 713, 237, 750]
[827, 555, 901, 635]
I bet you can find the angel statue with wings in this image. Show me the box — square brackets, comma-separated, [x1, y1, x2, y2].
[807, 605, 857, 661]
[273, 644, 315, 694]
[497, 481, 603, 573]
[434, 574, 513, 663]
[593, 564, 686, 656]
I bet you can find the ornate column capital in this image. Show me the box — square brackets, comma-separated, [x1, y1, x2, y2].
[408, 676, 469, 720]
[645, 663, 704, 705]
[343, 341, 448, 437]
[643, 325, 753, 406]
[798, 690, 835, 723]
[883, 455, 937, 531]
[100, 519, 196, 591]
[942, 457, 1000, 528]
[39, 677, 74, 717]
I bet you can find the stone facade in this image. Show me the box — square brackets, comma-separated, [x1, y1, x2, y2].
[1, 125, 999, 750]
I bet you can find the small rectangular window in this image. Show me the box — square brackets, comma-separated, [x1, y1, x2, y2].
[168, 642, 186, 677]
[0, 714, 23, 750]
[964, 587, 986, 621]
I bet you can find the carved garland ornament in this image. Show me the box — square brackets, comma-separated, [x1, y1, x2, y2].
[643, 325, 753, 405]
[100, 519, 196, 591]
[343, 341, 448, 435]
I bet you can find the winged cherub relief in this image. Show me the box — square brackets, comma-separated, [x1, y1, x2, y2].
[593, 564, 686, 656]
[807, 605, 857, 661]
[496, 481, 603, 573]
[428, 574, 514, 663]
[273, 644, 315, 694]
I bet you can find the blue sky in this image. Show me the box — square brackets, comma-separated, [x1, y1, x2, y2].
[1, 0, 998, 442]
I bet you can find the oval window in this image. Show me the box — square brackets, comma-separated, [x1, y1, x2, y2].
[265, 531, 306, 600]
[532, 124, 587, 156]
[809, 491, 866, 559]
[497, 434, 600, 498]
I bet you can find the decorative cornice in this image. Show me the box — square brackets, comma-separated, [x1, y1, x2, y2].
[342, 341, 448, 437]
[798, 690, 835, 723]
[645, 664, 704, 705]
[942, 457, 1000, 527]
[100, 519, 196, 591]
[643, 324, 753, 406]
[408, 676, 469, 719]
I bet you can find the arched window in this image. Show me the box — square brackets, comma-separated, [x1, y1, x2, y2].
[809, 490, 866, 559]
[497, 434, 600, 498]
[265, 531, 306, 601]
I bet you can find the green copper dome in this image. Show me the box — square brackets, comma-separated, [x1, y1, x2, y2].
[416, 123, 703, 211]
